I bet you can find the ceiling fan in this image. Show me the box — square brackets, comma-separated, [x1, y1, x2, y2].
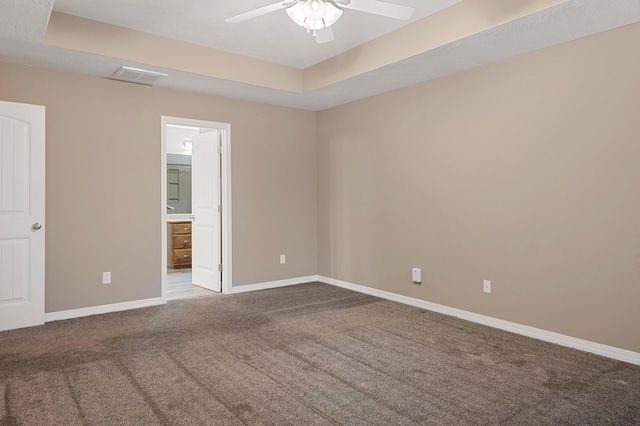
[225, 0, 415, 44]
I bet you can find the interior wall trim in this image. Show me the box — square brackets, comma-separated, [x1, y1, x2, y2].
[317, 276, 640, 366]
[229, 276, 318, 294]
[44, 297, 165, 322]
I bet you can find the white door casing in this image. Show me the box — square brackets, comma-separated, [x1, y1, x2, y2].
[191, 130, 221, 292]
[0, 100, 45, 331]
[161, 116, 231, 300]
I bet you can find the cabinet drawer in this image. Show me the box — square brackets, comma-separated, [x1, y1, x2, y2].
[172, 222, 191, 235]
[172, 249, 192, 265]
[173, 235, 192, 249]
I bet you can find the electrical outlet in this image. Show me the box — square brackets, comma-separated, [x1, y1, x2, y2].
[483, 279, 491, 294]
[102, 272, 111, 284]
[280, 254, 286, 264]
[412, 268, 422, 283]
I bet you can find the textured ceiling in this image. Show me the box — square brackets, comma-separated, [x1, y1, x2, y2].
[0, 0, 639, 111]
[52, 0, 462, 69]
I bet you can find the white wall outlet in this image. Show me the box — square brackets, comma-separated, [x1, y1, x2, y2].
[280, 254, 286, 264]
[412, 268, 422, 283]
[102, 271, 111, 284]
[483, 279, 491, 294]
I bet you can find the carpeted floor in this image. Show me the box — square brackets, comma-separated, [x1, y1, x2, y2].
[0, 282, 638, 425]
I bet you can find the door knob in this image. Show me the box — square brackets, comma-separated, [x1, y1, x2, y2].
[32, 222, 42, 230]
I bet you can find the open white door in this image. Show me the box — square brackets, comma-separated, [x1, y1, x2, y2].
[0, 100, 45, 331]
[191, 130, 221, 292]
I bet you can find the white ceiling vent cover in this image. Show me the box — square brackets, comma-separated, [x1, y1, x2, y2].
[111, 66, 168, 86]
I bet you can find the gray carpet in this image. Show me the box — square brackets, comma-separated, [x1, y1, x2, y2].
[0, 282, 638, 425]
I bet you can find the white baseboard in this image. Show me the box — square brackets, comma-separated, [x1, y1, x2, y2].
[318, 276, 640, 366]
[42, 276, 640, 366]
[229, 275, 318, 294]
[45, 297, 165, 322]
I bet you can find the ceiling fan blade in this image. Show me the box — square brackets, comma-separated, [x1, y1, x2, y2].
[225, 1, 291, 24]
[315, 27, 334, 44]
[341, 0, 415, 20]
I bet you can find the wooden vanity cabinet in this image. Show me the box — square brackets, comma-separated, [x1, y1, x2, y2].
[168, 221, 192, 269]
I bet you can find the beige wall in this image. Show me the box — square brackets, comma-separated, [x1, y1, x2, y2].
[1, 22, 638, 353]
[0, 62, 318, 312]
[318, 23, 640, 353]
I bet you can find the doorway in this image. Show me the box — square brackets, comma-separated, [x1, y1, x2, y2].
[161, 116, 232, 302]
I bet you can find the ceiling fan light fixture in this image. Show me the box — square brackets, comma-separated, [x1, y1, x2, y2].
[322, 2, 343, 27]
[227, 0, 415, 45]
[304, 0, 327, 20]
[286, 2, 307, 26]
[286, 0, 343, 30]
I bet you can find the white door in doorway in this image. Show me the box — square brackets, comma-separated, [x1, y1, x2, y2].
[191, 131, 221, 292]
[0, 100, 45, 331]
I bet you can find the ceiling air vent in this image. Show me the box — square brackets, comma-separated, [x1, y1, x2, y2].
[111, 66, 168, 86]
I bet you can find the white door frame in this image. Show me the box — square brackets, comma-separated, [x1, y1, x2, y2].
[161, 116, 232, 301]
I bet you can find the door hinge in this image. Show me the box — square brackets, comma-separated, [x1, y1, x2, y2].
[218, 204, 223, 213]
[218, 144, 222, 154]
[218, 264, 223, 272]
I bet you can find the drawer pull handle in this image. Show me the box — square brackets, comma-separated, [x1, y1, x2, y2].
[184, 255, 189, 257]
[184, 240, 189, 243]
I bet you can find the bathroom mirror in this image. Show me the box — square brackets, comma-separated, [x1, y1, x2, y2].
[166, 124, 199, 216]
[167, 154, 192, 214]
[165, 124, 215, 217]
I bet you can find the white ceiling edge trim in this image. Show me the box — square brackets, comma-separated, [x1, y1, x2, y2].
[1, 0, 638, 112]
[167, 0, 640, 111]
[299, 0, 640, 110]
